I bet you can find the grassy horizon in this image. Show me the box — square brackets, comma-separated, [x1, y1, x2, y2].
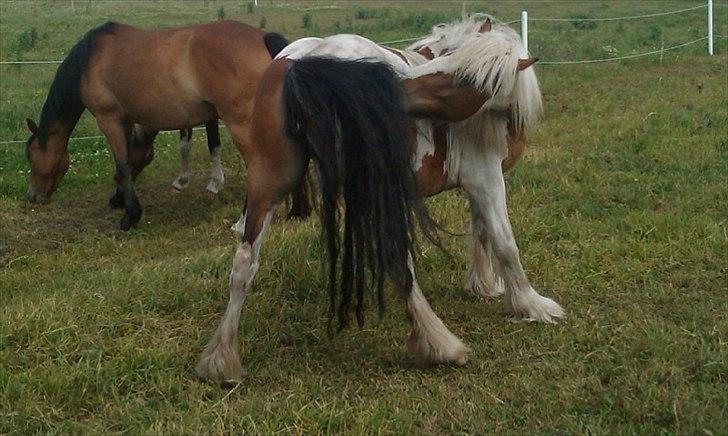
[1, 1, 727, 434]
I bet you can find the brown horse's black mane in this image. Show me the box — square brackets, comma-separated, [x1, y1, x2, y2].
[36, 21, 116, 147]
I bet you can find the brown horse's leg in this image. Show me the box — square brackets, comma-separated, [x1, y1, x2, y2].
[96, 116, 142, 230]
[286, 169, 312, 220]
[109, 125, 157, 208]
[197, 115, 305, 384]
[196, 196, 274, 384]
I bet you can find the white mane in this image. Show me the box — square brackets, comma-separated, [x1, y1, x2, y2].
[409, 14, 542, 133]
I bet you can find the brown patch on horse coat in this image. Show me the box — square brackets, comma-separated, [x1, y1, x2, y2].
[383, 47, 410, 65]
[503, 123, 525, 171]
[415, 122, 449, 197]
[417, 46, 434, 60]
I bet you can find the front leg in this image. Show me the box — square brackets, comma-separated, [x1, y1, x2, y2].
[96, 117, 142, 230]
[461, 144, 563, 323]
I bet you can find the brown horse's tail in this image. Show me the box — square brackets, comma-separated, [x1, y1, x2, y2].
[281, 57, 437, 331]
[263, 32, 289, 58]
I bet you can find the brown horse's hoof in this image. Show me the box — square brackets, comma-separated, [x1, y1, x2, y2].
[117, 208, 142, 231]
[108, 190, 125, 209]
[117, 215, 134, 231]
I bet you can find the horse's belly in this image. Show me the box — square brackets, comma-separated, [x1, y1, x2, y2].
[127, 100, 216, 131]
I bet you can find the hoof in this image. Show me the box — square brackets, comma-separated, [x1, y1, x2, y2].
[406, 326, 468, 366]
[196, 340, 244, 385]
[506, 288, 564, 323]
[117, 208, 142, 231]
[206, 178, 223, 195]
[117, 215, 136, 231]
[466, 277, 505, 298]
[172, 177, 189, 191]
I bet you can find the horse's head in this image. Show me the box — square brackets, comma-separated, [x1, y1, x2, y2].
[408, 15, 498, 61]
[406, 15, 542, 130]
[24, 118, 69, 203]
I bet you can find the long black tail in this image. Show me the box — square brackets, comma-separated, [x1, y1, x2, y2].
[263, 32, 289, 58]
[282, 57, 435, 331]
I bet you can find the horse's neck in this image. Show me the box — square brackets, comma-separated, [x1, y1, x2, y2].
[39, 114, 80, 151]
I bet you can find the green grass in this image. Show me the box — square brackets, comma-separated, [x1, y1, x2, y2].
[1, 1, 728, 434]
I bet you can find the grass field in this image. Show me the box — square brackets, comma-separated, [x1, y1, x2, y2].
[1, 1, 727, 433]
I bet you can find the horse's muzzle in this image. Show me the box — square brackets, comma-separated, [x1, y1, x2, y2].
[26, 188, 49, 204]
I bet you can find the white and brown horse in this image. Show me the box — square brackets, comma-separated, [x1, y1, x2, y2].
[282, 16, 560, 319]
[197, 15, 561, 385]
[25, 20, 288, 229]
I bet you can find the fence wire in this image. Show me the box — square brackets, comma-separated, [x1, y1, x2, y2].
[0, 2, 723, 145]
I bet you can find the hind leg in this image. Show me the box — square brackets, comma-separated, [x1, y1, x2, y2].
[204, 121, 225, 194]
[465, 206, 505, 298]
[197, 115, 305, 384]
[287, 168, 312, 220]
[405, 253, 468, 365]
[196, 201, 274, 384]
[172, 128, 193, 190]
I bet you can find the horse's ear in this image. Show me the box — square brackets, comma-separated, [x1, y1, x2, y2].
[517, 57, 539, 71]
[478, 18, 492, 33]
[401, 73, 488, 122]
[26, 118, 38, 134]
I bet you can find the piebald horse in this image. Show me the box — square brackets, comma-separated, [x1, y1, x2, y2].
[276, 16, 553, 305]
[197, 15, 561, 385]
[24, 20, 287, 229]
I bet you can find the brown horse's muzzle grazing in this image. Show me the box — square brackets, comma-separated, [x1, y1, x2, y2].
[26, 156, 68, 204]
[26, 185, 49, 204]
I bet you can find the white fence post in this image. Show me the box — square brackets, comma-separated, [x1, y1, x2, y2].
[707, 0, 714, 55]
[521, 10, 529, 52]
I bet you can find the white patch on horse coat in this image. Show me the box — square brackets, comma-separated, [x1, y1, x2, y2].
[197, 211, 273, 382]
[412, 120, 435, 171]
[459, 136, 563, 323]
[206, 145, 224, 194]
[405, 254, 468, 365]
[172, 137, 192, 190]
[466, 212, 505, 298]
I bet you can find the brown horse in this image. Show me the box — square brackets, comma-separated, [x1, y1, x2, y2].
[194, 18, 546, 382]
[24, 20, 288, 229]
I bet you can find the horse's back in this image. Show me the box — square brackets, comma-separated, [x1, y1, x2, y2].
[83, 20, 272, 129]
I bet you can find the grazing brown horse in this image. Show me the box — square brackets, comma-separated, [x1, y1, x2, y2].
[24, 20, 288, 229]
[195, 20, 544, 383]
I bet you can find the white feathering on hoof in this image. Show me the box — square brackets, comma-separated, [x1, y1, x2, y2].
[196, 330, 244, 384]
[206, 146, 225, 194]
[407, 285, 468, 365]
[405, 254, 468, 365]
[505, 286, 565, 323]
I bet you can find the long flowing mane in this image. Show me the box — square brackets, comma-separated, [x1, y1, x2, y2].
[409, 14, 542, 133]
[406, 14, 543, 181]
[36, 21, 116, 146]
